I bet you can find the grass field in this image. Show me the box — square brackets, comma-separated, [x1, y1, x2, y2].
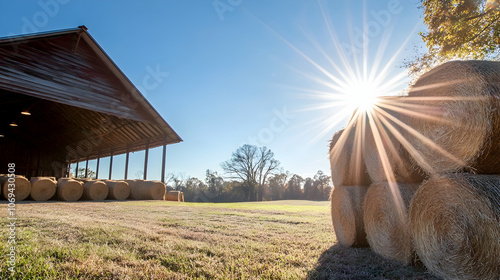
[0, 200, 439, 279]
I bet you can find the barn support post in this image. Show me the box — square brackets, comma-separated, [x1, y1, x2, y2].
[85, 157, 89, 178]
[161, 140, 167, 184]
[143, 140, 149, 180]
[109, 150, 114, 180]
[75, 158, 79, 178]
[124, 146, 130, 180]
[96, 154, 100, 179]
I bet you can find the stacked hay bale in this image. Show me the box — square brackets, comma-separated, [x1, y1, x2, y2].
[126, 180, 165, 200]
[329, 126, 371, 247]
[30, 177, 57, 201]
[56, 178, 83, 201]
[0, 175, 31, 201]
[401, 60, 500, 279]
[101, 180, 130, 200]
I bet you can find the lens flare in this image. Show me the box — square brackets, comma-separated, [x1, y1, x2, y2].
[342, 80, 381, 112]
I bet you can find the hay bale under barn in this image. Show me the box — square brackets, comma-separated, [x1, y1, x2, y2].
[409, 174, 500, 280]
[165, 191, 180, 201]
[81, 180, 108, 200]
[30, 177, 57, 201]
[102, 180, 130, 200]
[404, 60, 500, 174]
[330, 185, 369, 247]
[329, 128, 371, 188]
[1, 175, 31, 201]
[363, 182, 419, 264]
[127, 180, 165, 200]
[56, 178, 83, 201]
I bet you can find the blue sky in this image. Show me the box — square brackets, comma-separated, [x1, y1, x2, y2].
[0, 0, 427, 182]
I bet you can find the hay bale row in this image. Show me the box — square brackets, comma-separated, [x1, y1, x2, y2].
[409, 174, 500, 280]
[81, 180, 108, 200]
[56, 178, 83, 201]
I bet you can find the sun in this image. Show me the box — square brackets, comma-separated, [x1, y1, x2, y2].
[342, 79, 381, 113]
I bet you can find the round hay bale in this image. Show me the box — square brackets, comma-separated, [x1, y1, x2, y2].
[30, 177, 57, 201]
[165, 191, 180, 201]
[329, 128, 371, 188]
[128, 180, 165, 200]
[404, 60, 500, 174]
[409, 174, 500, 280]
[180, 192, 184, 202]
[81, 180, 108, 200]
[103, 180, 130, 200]
[363, 182, 419, 264]
[56, 178, 83, 201]
[363, 119, 425, 184]
[1, 175, 31, 201]
[330, 185, 369, 247]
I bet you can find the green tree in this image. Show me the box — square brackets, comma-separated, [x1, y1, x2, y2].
[407, 0, 500, 77]
[221, 144, 280, 201]
[77, 168, 96, 179]
[268, 172, 289, 200]
[285, 174, 304, 200]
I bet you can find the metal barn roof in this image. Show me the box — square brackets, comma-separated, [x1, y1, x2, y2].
[0, 26, 182, 162]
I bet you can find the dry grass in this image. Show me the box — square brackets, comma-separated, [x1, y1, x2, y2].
[0, 200, 439, 279]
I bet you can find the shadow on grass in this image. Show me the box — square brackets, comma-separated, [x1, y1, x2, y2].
[307, 244, 441, 280]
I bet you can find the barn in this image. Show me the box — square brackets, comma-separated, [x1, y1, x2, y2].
[0, 26, 182, 182]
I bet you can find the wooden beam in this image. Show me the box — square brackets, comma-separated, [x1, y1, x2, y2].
[143, 140, 149, 180]
[161, 140, 167, 183]
[95, 154, 100, 179]
[124, 146, 130, 180]
[75, 158, 79, 178]
[85, 157, 89, 178]
[109, 150, 114, 180]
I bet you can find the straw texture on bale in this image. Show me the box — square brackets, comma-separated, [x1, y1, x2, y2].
[56, 178, 83, 201]
[409, 174, 500, 280]
[165, 191, 180, 201]
[363, 121, 425, 184]
[330, 185, 369, 247]
[329, 128, 371, 188]
[363, 182, 419, 264]
[102, 180, 130, 200]
[180, 192, 184, 202]
[81, 180, 108, 200]
[1, 175, 31, 201]
[30, 177, 56, 201]
[404, 60, 500, 174]
[127, 180, 165, 200]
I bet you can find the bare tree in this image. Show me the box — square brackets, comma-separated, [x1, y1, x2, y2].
[221, 144, 280, 201]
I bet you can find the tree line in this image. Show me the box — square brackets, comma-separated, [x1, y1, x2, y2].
[168, 144, 332, 202]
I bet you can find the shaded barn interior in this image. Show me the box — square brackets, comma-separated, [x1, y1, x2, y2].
[0, 27, 181, 179]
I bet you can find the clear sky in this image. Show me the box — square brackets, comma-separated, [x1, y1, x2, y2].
[0, 0, 427, 182]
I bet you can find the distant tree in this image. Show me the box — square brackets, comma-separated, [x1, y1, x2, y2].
[166, 173, 187, 191]
[313, 170, 332, 200]
[407, 0, 500, 78]
[285, 174, 304, 200]
[221, 145, 280, 201]
[184, 177, 207, 202]
[268, 172, 289, 200]
[205, 169, 224, 199]
[77, 168, 96, 179]
[303, 177, 316, 200]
